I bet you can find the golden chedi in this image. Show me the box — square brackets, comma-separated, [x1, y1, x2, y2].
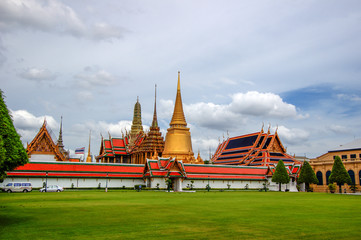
[163, 72, 201, 164]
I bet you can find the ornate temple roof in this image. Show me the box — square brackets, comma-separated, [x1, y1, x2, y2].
[143, 157, 271, 180]
[212, 128, 301, 176]
[144, 157, 187, 178]
[26, 120, 67, 161]
[97, 134, 138, 159]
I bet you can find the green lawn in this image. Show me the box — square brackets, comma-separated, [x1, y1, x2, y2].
[0, 190, 360, 240]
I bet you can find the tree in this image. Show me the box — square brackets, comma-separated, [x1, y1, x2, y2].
[298, 161, 318, 192]
[271, 160, 290, 191]
[329, 156, 352, 193]
[0, 90, 28, 181]
[165, 178, 172, 192]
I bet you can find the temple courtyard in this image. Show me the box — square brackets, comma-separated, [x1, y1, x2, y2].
[0, 191, 360, 239]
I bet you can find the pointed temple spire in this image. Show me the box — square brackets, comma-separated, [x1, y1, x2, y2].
[57, 116, 64, 149]
[169, 71, 187, 127]
[151, 84, 158, 128]
[130, 97, 143, 141]
[86, 130, 92, 162]
[162, 71, 202, 164]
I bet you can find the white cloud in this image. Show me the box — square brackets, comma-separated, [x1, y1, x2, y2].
[230, 91, 299, 118]
[11, 109, 58, 144]
[158, 99, 174, 120]
[75, 67, 117, 89]
[77, 91, 94, 103]
[220, 77, 237, 85]
[326, 124, 351, 134]
[0, 0, 125, 40]
[19, 67, 56, 81]
[185, 102, 242, 131]
[275, 125, 310, 145]
[182, 91, 303, 131]
[337, 93, 361, 102]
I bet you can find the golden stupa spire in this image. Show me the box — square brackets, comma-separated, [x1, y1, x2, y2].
[151, 84, 158, 128]
[86, 130, 92, 162]
[169, 71, 187, 127]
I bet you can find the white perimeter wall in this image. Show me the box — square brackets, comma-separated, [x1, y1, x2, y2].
[29, 154, 57, 162]
[2, 176, 298, 192]
[2, 177, 144, 189]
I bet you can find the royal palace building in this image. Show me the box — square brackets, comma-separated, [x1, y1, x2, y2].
[310, 139, 361, 192]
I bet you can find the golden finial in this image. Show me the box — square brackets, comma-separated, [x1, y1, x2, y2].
[169, 71, 187, 127]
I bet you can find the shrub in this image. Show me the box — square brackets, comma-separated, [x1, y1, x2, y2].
[350, 184, 358, 193]
[328, 183, 336, 193]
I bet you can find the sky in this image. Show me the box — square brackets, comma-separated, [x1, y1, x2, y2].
[1, 0, 361, 160]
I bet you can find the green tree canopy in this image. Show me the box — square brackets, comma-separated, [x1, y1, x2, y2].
[272, 160, 290, 191]
[329, 156, 352, 193]
[0, 90, 28, 181]
[298, 161, 318, 191]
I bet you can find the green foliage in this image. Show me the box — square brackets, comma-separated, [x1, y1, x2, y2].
[349, 184, 358, 193]
[298, 161, 318, 191]
[0, 90, 28, 180]
[272, 160, 290, 191]
[165, 178, 172, 192]
[272, 160, 290, 184]
[329, 156, 352, 193]
[298, 161, 318, 184]
[328, 183, 336, 192]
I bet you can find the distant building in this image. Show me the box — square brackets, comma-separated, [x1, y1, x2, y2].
[310, 139, 361, 192]
[26, 118, 73, 162]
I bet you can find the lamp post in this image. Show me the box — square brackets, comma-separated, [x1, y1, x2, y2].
[45, 171, 48, 192]
[207, 176, 210, 192]
[105, 173, 108, 192]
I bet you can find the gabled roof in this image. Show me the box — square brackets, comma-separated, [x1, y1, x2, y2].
[97, 135, 133, 159]
[26, 120, 66, 161]
[212, 129, 301, 175]
[143, 157, 186, 178]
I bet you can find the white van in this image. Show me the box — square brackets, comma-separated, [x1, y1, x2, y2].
[3, 182, 33, 193]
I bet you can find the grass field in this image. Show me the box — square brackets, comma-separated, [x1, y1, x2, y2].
[0, 190, 360, 240]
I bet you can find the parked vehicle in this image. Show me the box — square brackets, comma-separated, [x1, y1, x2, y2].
[2, 182, 32, 193]
[39, 185, 64, 192]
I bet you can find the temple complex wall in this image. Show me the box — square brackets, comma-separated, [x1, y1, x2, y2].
[2, 176, 144, 189]
[29, 154, 57, 162]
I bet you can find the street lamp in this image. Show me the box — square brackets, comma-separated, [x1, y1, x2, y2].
[45, 171, 48, 192]
[105, 173, 108, 192]
[207, 176, 210, 192]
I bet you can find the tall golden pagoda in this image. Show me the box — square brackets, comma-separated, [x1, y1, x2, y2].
[130, 97, 143, 143]
[86, 130, 92, 162]
[163, 71, 201, 163]
[131, 85, 164, 164]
